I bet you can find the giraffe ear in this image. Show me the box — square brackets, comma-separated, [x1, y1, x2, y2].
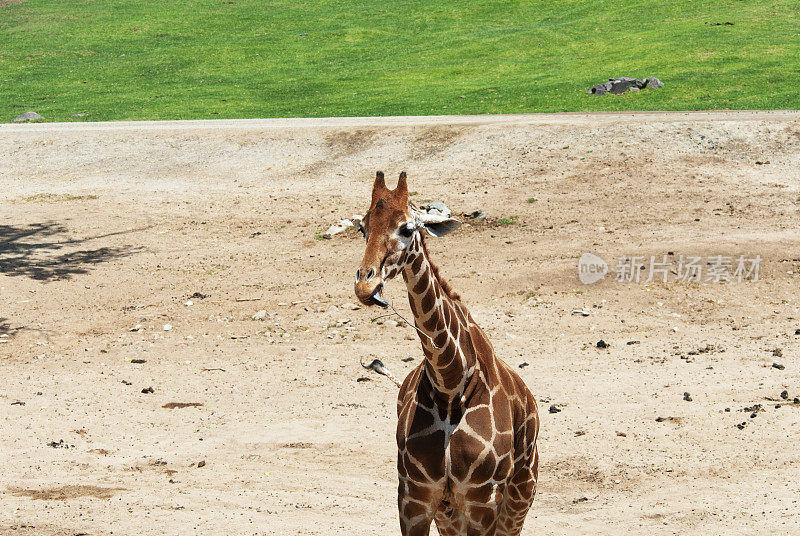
[414, 211, 462, 237]
[423, 218, 461, 237]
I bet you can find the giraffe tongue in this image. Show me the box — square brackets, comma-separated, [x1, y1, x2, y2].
[370, 285, 388, 308]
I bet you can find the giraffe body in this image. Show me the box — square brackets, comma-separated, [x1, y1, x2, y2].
[355, 172, 539, 536]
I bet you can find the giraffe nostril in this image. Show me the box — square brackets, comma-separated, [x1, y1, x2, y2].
[366, 268, 375, 281]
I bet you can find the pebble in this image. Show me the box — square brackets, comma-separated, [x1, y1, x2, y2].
[772, 348, 783, 357]
[341, 303, 361, 310]
[548, 405, 561, 414]
[184, 300, 193, 307]
[252, 310, 267, 321]
[772, 363, 785, 370]
[519, 362, 529, 368]
[795, 328, 800, 335]
[780, 390, 789, 400]
[162, 324, 172, 331]
[141, 387, 154, 394]
[683, 392, 692, 401]
[596, 339, 609, 349]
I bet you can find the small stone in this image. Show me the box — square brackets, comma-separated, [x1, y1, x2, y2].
[518, 362, 529, 368]
[772, 363, 785, 370]
[772, 348, 783, 358]
[424, 202, 451, 218]
[70, 112, 90, 118]
[323, 219, 354, 239]
[13, 111, 44, 123]
[341, 303, 361, 310]
[780, 390, 789, 400]
[548, 405, 561, 414]
[616, 431, 627, 437]
[683, 392, 692, 402]
[184, 300, 193, 307]
[252, 310, 267, 321]
[596, 339, 609, 349]
[626, 340, 640, 345]
[162, 324, 172, 331]
[130, 359, 146, 364]
[465, 209, 486, 221]
[141, 387, 154, 394]
[645, 76, 664, 89]
[197, 460, 206, 468]
[736, 422, 746, 430]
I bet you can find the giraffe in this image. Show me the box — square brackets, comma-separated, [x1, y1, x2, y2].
[354, 171, 540, 536]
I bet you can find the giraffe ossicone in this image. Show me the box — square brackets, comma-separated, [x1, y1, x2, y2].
[355, 171, 540, 536]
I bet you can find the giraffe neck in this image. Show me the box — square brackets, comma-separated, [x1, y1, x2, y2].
[401, 234, 476, 399]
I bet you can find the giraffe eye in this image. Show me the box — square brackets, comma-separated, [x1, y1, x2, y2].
[399, 224, 414, 238]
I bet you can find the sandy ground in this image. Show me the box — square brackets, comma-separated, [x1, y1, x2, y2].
[1, 111, 799, 536]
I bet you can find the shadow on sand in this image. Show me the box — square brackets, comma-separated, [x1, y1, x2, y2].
[0, 222, 145, 282]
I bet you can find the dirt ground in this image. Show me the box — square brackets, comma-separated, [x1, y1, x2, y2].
[1, 111, 799, 536]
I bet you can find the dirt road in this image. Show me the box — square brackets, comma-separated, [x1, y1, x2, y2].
[1, 111, 799, 535]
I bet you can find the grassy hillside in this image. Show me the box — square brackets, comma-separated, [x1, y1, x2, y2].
[1, 0, 799, 121]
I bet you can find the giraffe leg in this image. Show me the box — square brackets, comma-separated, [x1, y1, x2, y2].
[398, 479, 438, 536]
[495, 446, 539, 536]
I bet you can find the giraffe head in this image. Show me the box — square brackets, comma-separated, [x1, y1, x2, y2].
[354, 171, 461, 307]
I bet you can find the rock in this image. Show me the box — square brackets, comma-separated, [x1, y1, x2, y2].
[341, 303, 361, 310]
[184, 300, 193, 307]
[626, 340, 640, 345]
[588, 76, 663, 95]
[141, 386, 154, 394]
[683, 392, 692, 402]
[780, 390, 789, 400]
[162, 324, 172, 331]
[70, 113, 90, 118]
[572, 309, 590, 317]
[596, 339, 609, 349]
[252, 310, 267, 321]
[465, 209, 486, 221]
[772, 363, 785, 370]
[795, 328, 800, 335]
[323, 219, 354, 239]
[548, 405, 561, 414]
[772, 348, 783, 357]
[519, 362, 529, 368]
[197, 460, 206, 468]
[130, 359, 146, 364]
[423, 202, 451, 218]
[12, 111, 44, 123]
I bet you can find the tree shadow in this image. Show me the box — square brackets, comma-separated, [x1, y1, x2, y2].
[0, 317, 20, 337]
[0, 222, 146, 282]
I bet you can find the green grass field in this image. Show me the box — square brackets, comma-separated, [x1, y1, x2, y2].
[2, 0, 799, 121]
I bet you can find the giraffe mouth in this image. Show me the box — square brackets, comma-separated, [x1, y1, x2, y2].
[369, 284, 389, 308]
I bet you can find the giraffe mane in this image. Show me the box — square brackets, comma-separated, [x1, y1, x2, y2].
[419, 233, 461, 302]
